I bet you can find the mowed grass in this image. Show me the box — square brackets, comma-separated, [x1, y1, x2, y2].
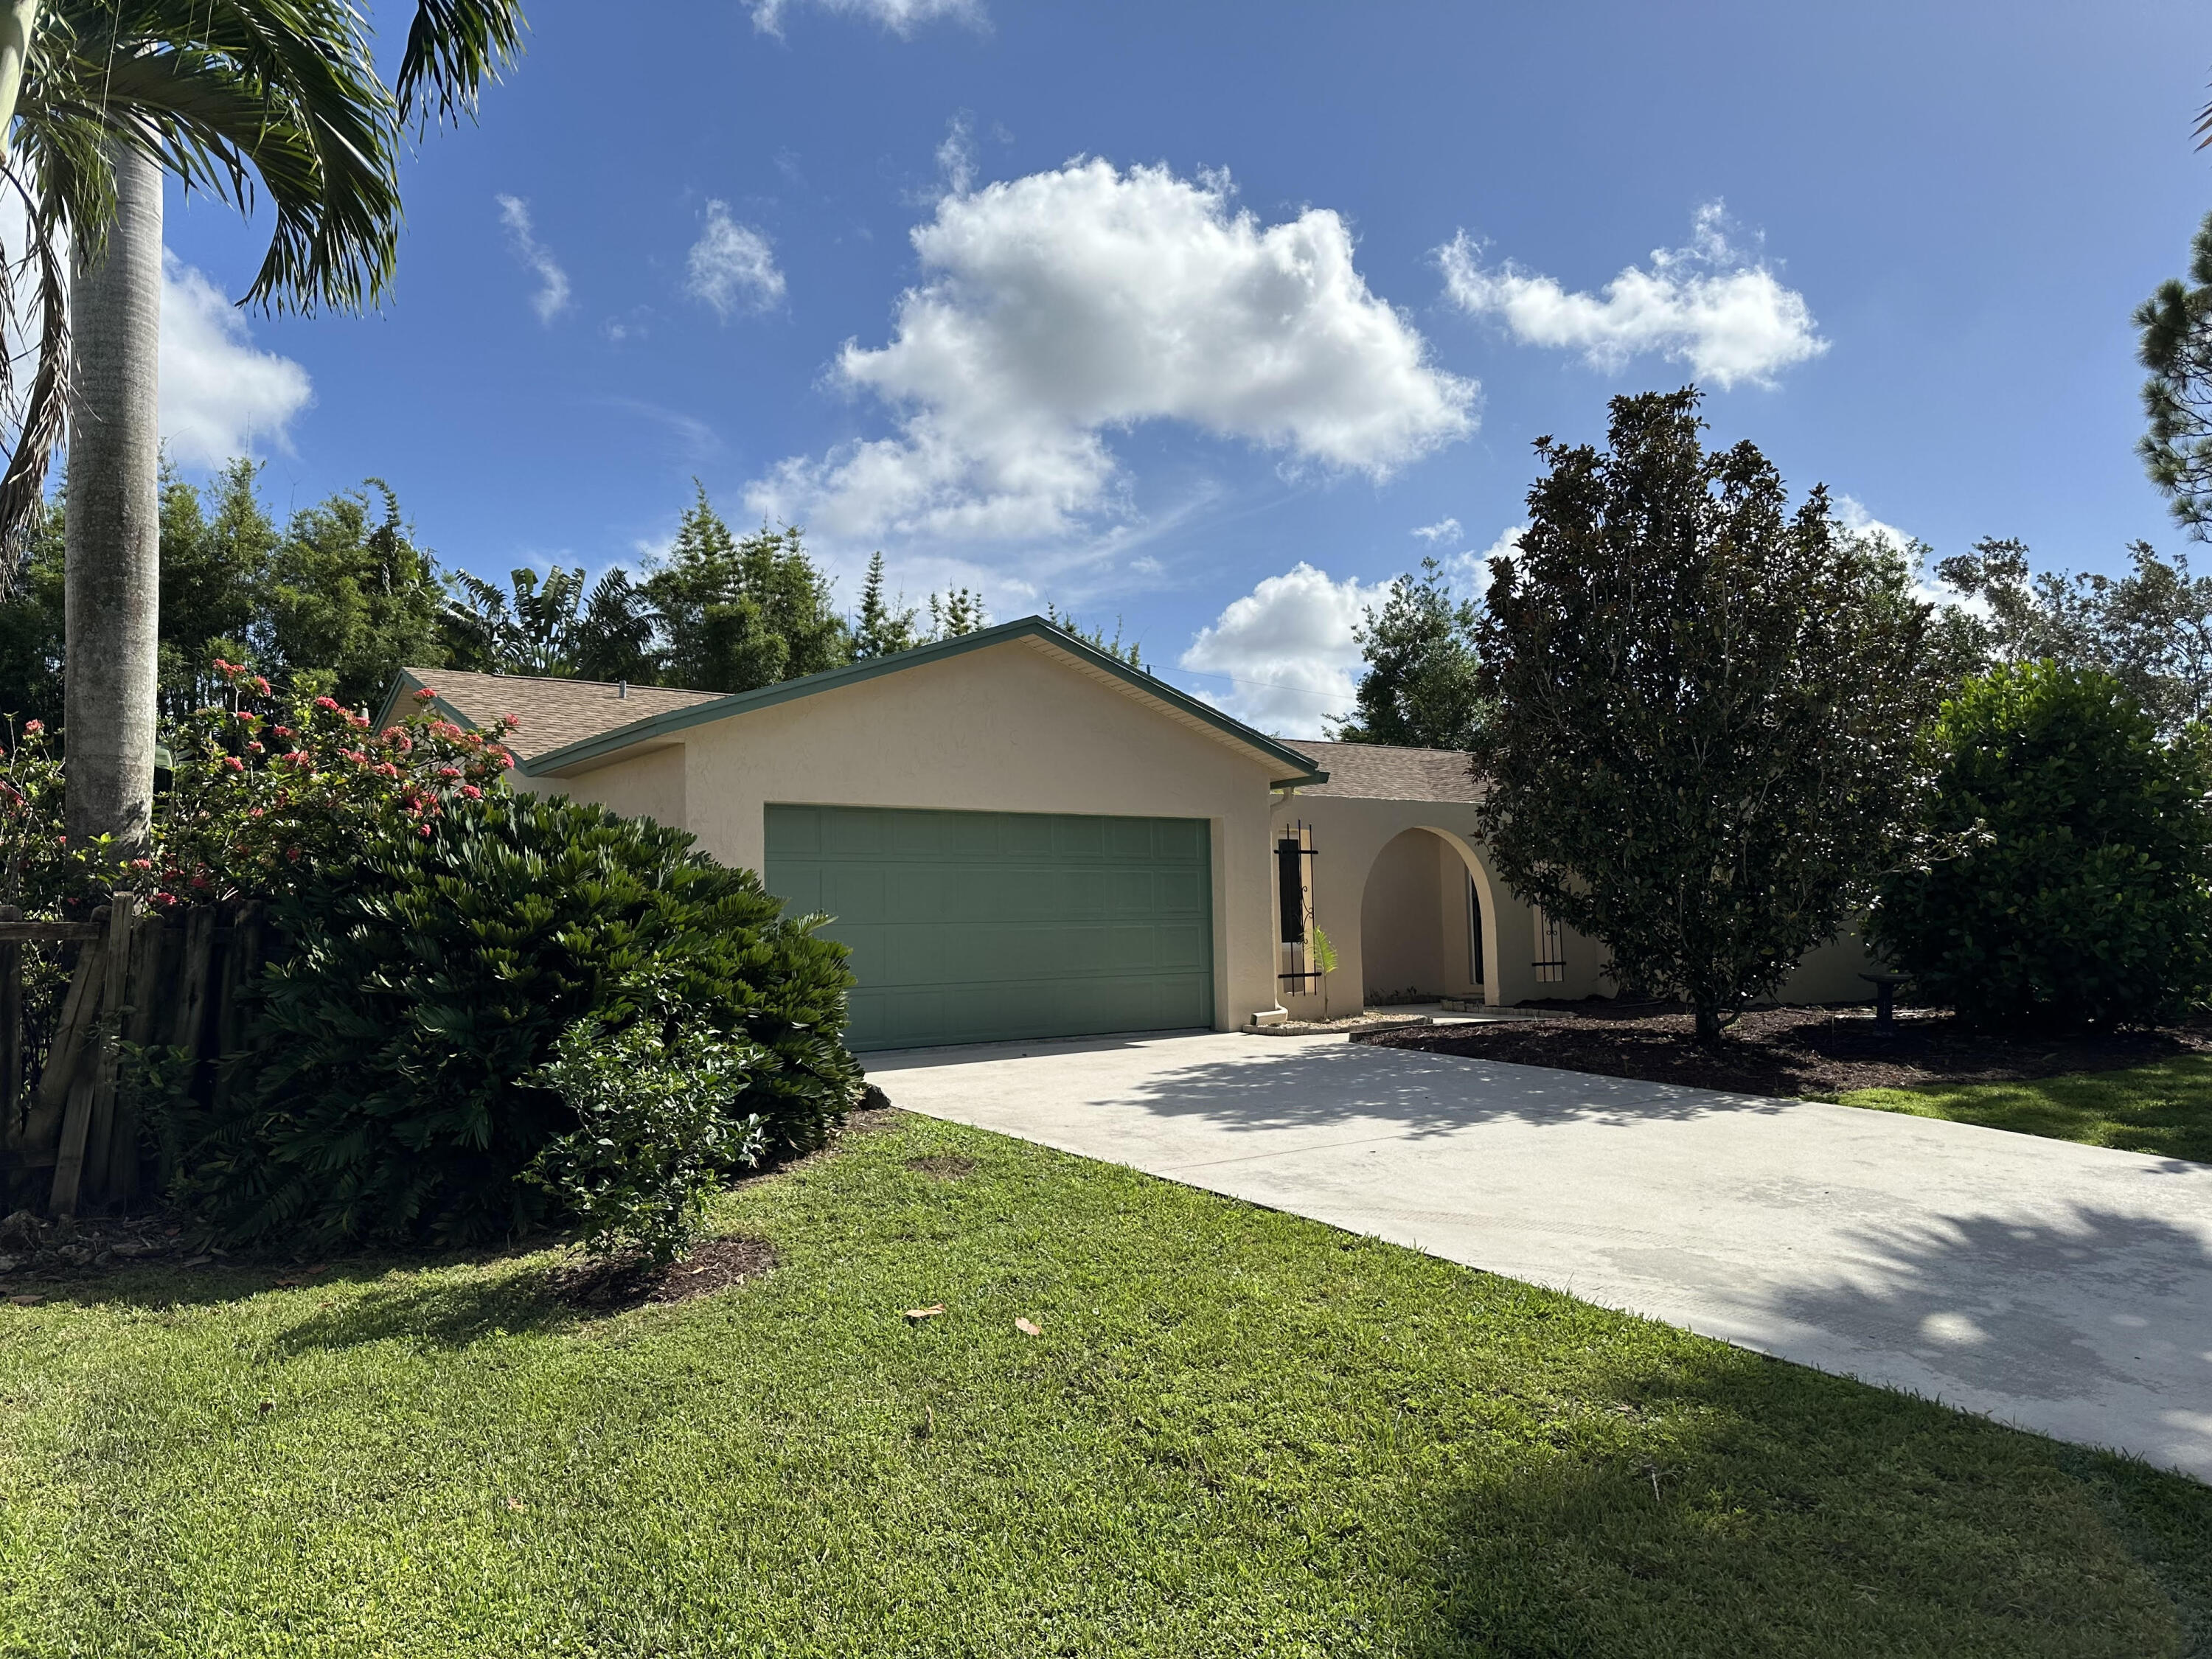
[1840, 1054, 2212, 1166]
[1, 1113, 2207, 1658]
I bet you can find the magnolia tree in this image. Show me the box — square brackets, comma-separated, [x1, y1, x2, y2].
[1471, 389, 1942, 1044]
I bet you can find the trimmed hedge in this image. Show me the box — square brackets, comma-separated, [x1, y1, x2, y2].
[159, 790, 858, 1248]
[1870, 661, 2212, 1029]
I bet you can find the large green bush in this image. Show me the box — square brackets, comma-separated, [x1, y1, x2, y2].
[159, 790, 859, 1251]
[1869, 661, 2212, 1028]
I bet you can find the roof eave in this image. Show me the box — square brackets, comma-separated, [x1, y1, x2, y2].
[516, 617, 1330, 783]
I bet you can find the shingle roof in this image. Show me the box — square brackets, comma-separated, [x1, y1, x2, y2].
[393, 669, 720, 763]
[1278, 739, 1482, 803]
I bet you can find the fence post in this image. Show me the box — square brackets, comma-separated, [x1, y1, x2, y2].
[0, 905, 20, 1149]
[100, 908, 166, 1206]
[25, 920, 106, 1163]
[52, 897, 131, 1217]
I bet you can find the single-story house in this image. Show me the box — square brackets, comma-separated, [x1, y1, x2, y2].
[382, 616, 1874, 1050]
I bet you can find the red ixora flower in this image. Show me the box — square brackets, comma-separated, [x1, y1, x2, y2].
[251, 676, 271, 696]
[23, 720, 42, 734]
[459, 784, 483, 801]
[129, 858, 152, 871]
[501, 712, 521, 729]
[313, 696, 341, 712]
[417, 824, 433, 838]
[234, 710, 257, 723]
[437, 766, 462, 779]
[375, 762, 400, 779]
[222, 756, 245, 773]
[413, 686, 437, 703]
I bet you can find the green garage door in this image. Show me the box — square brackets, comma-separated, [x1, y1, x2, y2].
[765, 804, 1214, 1051]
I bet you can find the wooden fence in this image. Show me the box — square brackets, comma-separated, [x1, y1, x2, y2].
[0, 897, 269, 1219]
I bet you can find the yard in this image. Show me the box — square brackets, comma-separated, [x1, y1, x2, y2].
[1, 1110, 2205, 1658]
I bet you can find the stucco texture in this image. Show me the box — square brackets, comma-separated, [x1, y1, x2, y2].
[1278, 791, 1879, 1015]
[524, 636, 1286, 1030]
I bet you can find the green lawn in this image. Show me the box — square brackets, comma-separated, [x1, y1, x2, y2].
[1840, 1054, 2212, 1166]
[1, 1113, 2206, 1658]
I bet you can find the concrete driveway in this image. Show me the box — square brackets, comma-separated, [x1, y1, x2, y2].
[866, 1030, 2212, 1481]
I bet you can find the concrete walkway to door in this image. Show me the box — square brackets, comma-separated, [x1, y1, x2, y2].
[865, 1030, 2212, 1481]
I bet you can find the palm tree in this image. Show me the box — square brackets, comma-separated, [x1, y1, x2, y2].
[0, 1, 522, 845]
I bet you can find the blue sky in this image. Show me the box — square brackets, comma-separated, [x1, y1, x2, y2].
[155, 0, 2212, 735]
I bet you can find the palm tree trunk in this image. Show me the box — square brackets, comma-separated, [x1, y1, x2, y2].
[0, 1, 41, 153]
[63, 140, 161, 851]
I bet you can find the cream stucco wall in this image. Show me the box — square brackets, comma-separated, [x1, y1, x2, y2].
[532, 638, 1287, 1032]
[517, 742, 684, 828]
[1274, 790, 1880, 1013]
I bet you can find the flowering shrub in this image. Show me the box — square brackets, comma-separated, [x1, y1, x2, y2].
[0, 661, 517, 917]
[140, 661, 515, 908]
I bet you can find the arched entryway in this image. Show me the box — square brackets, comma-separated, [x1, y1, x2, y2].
[1359, 827, 1496, 1005]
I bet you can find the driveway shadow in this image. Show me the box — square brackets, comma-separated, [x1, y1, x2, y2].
[1108, 1040, 1798, 1141]
[1744, 1203, 2212, 1425]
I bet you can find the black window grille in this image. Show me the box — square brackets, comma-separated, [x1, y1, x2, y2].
[1532, 904, 1565, 984]
[1276, 825, 1318, 993]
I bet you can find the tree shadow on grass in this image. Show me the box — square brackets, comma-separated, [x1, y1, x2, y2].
[18, 1238, 590, 1348]
[1399, 1333, 2211, 1658]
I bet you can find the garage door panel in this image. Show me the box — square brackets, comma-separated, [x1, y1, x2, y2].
[767, 804, 1214, 1051]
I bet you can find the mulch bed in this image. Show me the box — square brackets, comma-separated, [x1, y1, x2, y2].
[1358, 1001, 2212, 1099]
[1248, 1013, 1433, 1037]
[550, 1234, 780, 1312]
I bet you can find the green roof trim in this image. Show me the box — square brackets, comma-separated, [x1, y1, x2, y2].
[463, 616, 1328, 785]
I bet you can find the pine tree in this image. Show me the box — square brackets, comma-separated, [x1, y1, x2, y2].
[926, 588, 986, 640]
[1042, 601, 1141, 667]
[852, 552, 920, 658]
[2136, 210, 2212, 539]
[639, 484, 852, 693]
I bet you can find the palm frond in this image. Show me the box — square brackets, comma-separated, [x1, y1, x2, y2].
[0, 152, 66, 573]
[396, 0, 524, 131]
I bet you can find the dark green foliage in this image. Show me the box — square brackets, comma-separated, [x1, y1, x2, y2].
[640, 485, 851, 694]
[0, 467, 452, 726]
[528, 1012, 771, 1263]
[1475, 389, 1942, 1043]
[1935, 535, 2212, 734]
[0, 498, 65, 728]
[1337, 556, 1484, 748]
[158, 459, 279, 718]
[259, 479, 448, 710]
[161, 790, 859, 1247]
[441, 564, 655, 682]
[1869, 661, 2212, 1029]
[2135, 209, 2212, 539]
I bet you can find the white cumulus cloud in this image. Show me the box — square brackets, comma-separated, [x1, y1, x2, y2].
[1438, 203, 1826, 390]
[1444, 522, 1524, 599]
[496, 194, 571, 324]
[685, 201, 785, 318]
[159, 254, 313, 467]
[1178, 562, 1389, 737]
[748, 0, 983, 36]
[749, 159, 1477, 546]
[1411, 516, 1461, 544]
